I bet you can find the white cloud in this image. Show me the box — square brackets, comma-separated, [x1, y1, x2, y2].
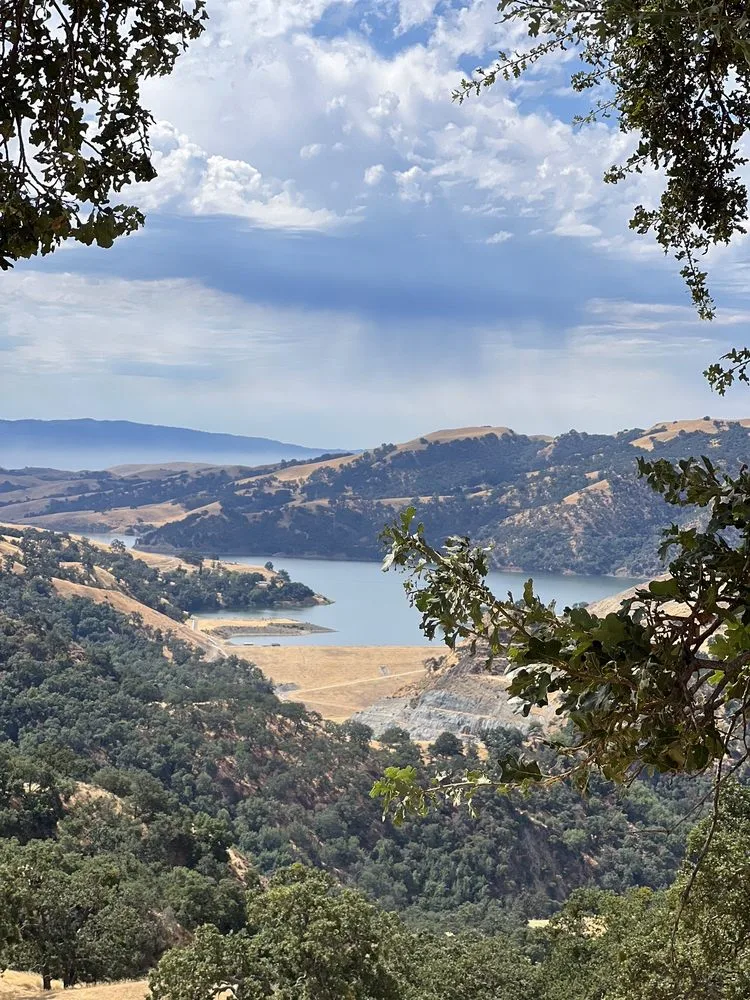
[128, 122, 347, 231]
[553, 214, 602, 238]
[396, 0, 439, 33]
[395, 165, 431, 202]
[368, 91, 401, 120]
[364, 163, 386, 186]
[485, 230, 513, 244]
[136, 0, 659, 253]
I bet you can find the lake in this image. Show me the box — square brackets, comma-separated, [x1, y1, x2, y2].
[85, 534, 645, 647]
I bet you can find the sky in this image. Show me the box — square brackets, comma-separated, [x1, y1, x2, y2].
[3, 0, 750, 451]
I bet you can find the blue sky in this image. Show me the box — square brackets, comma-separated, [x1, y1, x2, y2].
[2, 0, 750, 450]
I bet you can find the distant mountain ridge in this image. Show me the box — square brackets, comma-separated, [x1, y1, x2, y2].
[1, 417, 749, 576]
[0, 418, 338, 470]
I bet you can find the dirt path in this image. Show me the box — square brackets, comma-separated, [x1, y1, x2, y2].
[290, 668, 426, 697]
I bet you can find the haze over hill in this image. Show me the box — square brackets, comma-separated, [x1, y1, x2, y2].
[2, 417, 749, 576]
[0, 419, 340, 471]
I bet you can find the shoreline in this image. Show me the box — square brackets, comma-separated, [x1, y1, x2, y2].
[195, 619, 335, 639]
[133, 541, 643, 579]
[7, 524, 644, 581]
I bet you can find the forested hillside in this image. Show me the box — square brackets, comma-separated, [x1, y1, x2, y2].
[0, 527, 714, 988]
[3, 418, 749, 575]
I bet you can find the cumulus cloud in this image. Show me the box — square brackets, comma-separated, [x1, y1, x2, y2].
[128, 123, 348, 231]
[136, 0, 658, 253]
[395, 165, 431, 203]
[300, 143, 324, 159]
[364, 163, 386, 186]
[396, 0, 439, 33]
[368, 91, 401, 120]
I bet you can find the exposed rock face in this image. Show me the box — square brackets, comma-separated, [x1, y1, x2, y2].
[353, 644, 553, 741]
[354, 585, 641, 741]
[354, 673, 547, 742]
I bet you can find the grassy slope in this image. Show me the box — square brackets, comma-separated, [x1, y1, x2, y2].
[3, 418, 750, 574]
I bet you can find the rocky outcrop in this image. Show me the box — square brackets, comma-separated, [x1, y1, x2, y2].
[354, 673, 550, 742]
[354, 584, 643, 742]
[353, 642, 554, 741]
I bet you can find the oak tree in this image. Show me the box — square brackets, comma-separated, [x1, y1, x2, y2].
[0, 1, 206, 268]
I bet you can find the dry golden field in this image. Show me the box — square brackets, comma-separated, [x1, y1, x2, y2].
[233, 645, 432, 721]
[630, 417, 750, 450]
[0, 972, 147, 1000]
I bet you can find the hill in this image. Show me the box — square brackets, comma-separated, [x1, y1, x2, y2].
[0, 418, 341, 471]
[2, 417, 749, 575]
[0, 525, 322, 634]
[0, 523, 711, 981]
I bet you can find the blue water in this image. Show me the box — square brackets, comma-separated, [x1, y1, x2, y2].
[84, 535, 644, 647]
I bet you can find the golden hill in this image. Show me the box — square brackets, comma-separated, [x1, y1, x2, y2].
[0, 528, 300, 660]
[630, 417, 750, 450]
[3, 418, 750, 577]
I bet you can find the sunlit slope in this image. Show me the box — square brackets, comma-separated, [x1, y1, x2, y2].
[0, 971, 146, 1000]
[0, 527, 312, 658]
[3, 418, 749, 575]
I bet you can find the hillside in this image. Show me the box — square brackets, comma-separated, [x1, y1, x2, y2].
[0, 525, 322, 630]
[0, 525, 710, 978]
[2, 418, 747, 576]
[0, 418, 340, 471]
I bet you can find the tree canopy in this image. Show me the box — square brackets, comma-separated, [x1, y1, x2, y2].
[148, 865, 405, 1000]
[0, 0, 206, 268]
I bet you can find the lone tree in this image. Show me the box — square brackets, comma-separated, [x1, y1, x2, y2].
[149, 864, 404, 1000]
[0, 1, 206, 268]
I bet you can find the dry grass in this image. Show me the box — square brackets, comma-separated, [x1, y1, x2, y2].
[371, 495, 452, 507]
[0, 479, 101, 506]
[196, 617, 302, 635]
[238, 425, 543, 486]
[394, 426, 514, 452]
[631, 417, 750, 451]
[0, 972, 146, 1000]
[562, 479, 612, 505]
[234, 645, 432, 720]
[111, 548, 275, 580]
[30, 502, 188, 531]
[109, 462, 225, 478]
[241, 453, 358, 485]
[49, 578, 217, 656]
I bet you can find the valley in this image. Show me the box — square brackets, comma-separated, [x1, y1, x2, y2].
[0, 526, 704, 945]
[2, 0, 747, 989]
[0, 462, 733, 997]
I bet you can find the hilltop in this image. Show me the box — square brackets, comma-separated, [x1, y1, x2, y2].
[2, 417, 749, 575]
[0, 418, 341, 471]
